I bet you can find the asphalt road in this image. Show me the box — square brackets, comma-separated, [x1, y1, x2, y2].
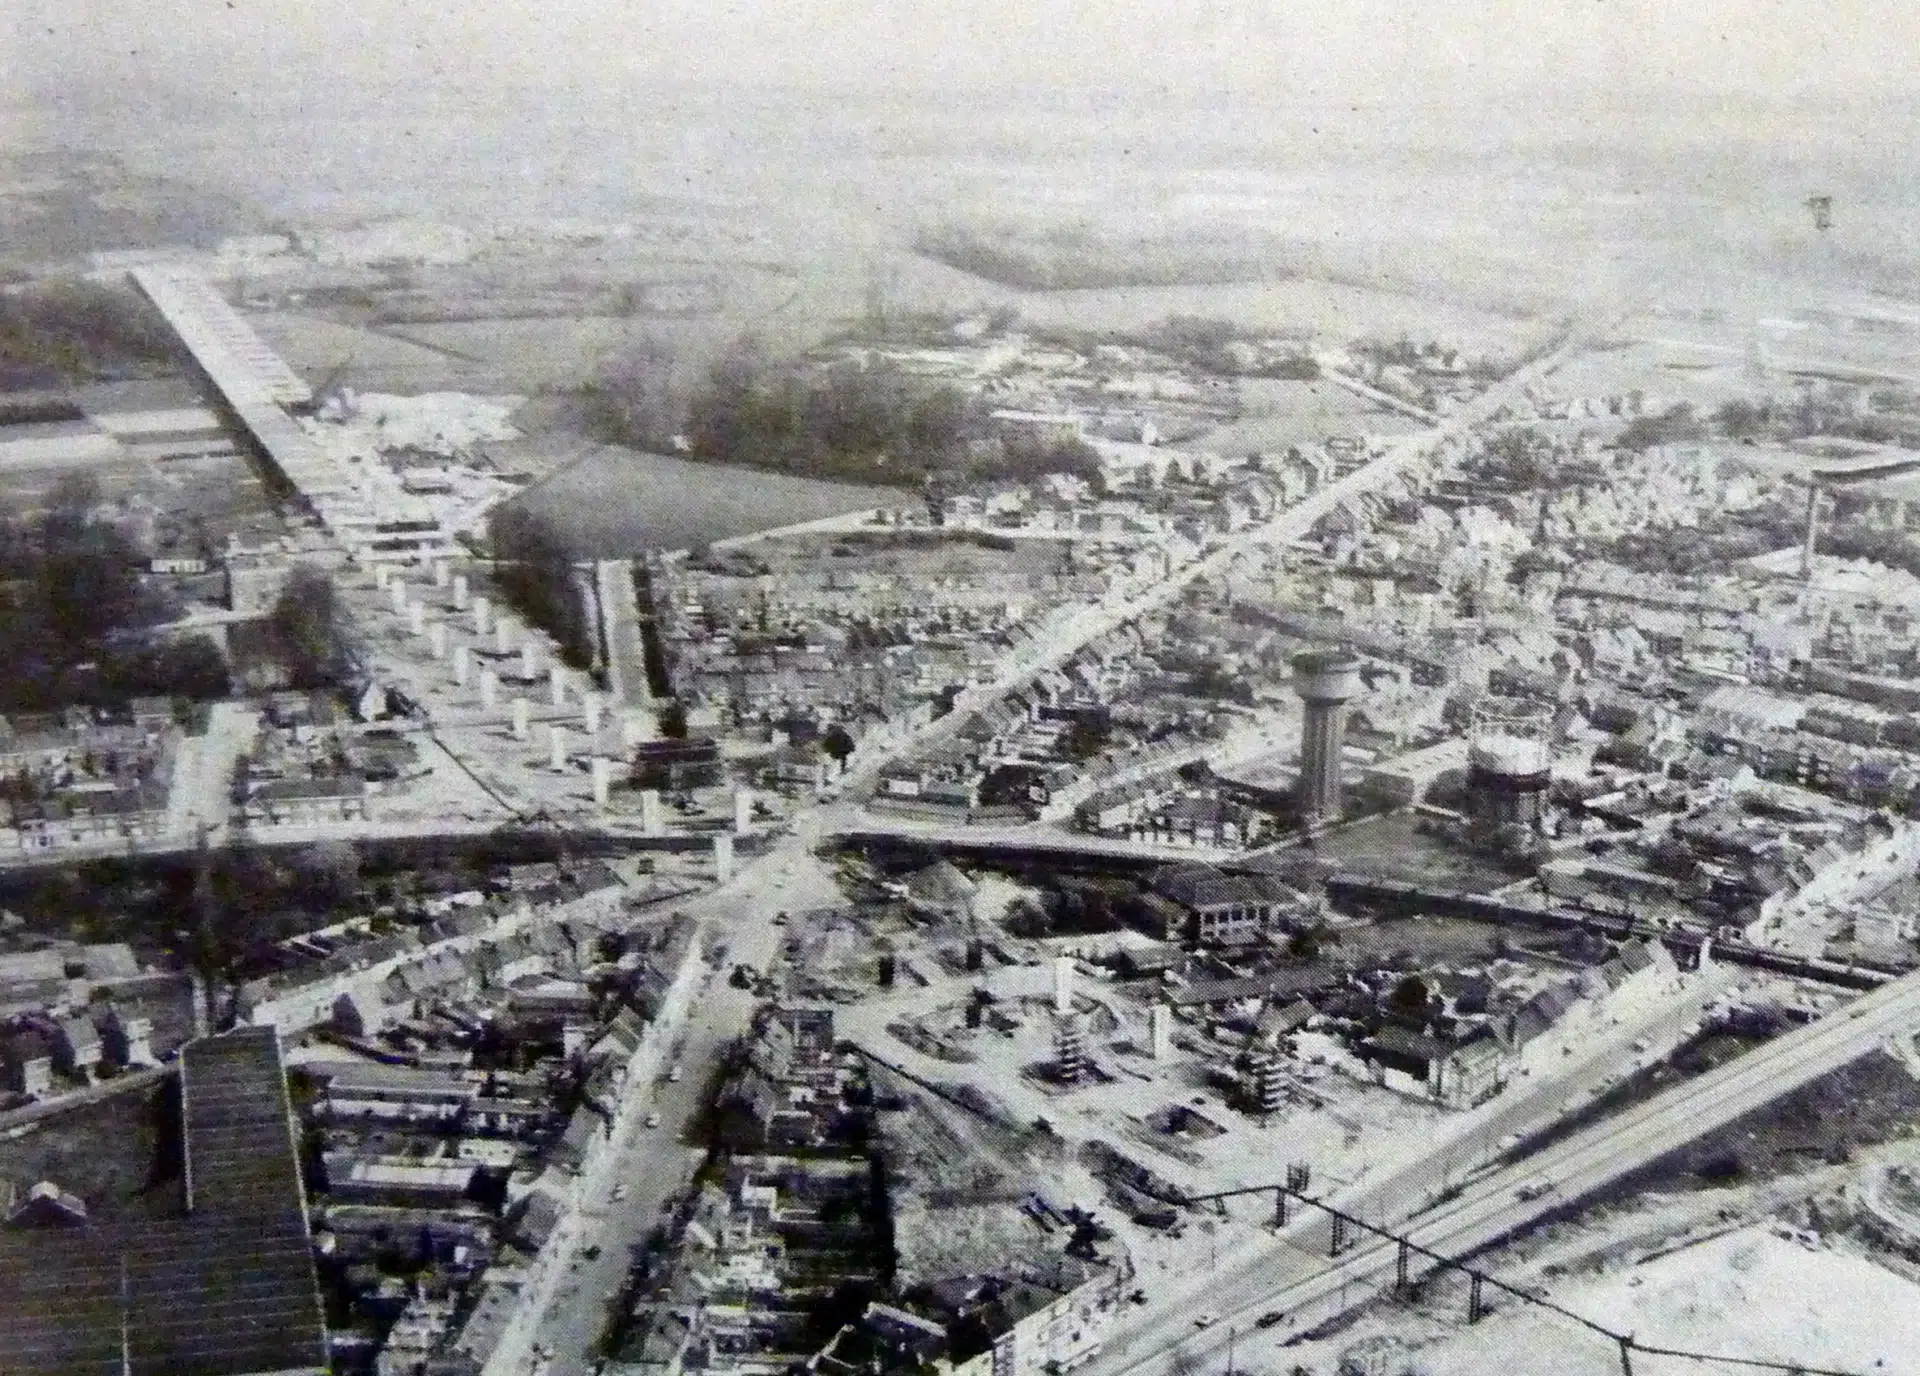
[1089, 966, 1920, 1376]
[524, 846, 797, 1376]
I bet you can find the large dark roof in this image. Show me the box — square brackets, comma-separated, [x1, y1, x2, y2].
[0, 1026, 328, 1376]
[1150, 862, 1261, 912]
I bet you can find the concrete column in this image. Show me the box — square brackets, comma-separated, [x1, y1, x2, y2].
[428, 621, 448, 659]
[408, 601, 427, 636]
[583, 694, 603, 735]
[550, 664, 567, 708]
[512, 697, 530, 740]
[521, 642, 539, 679]
[390, 579, 408, 615]
[641, 789, 663, 837]
[480, 668, 498, 711]
[734, 787, 754, 836]
[1150, 1003, 1173, 1060]
[549, 724, 568, 772]
[433, 559, 451, 589]
[373, 565, 390, 590]
[452, 644, 470, 686]
[452, 573, 470, 611]
[591, 756, 612, 807]
[1052, 956, 1075, 1015]
[713, 833, 735, 884]
[496, 620, 513, 656]
[472, 594, 490, 636]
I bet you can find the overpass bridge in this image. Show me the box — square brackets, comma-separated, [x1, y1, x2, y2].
[128, 266, 450, 559]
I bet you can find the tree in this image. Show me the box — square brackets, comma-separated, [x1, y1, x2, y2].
[657, 699, 688, 740]
[1388, 974, 1433, 1020]
[1715, 397, 1772, 441]
[488, 505, 595, 669]
[270, 565, 347, 689]
[37, 476, 141, 649]
[291, 840, 361, 909]
[587, 333, 688, 450]
[821, 724, 856, 762]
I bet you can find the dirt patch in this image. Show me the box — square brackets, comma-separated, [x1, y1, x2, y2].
[1595, 1043, 1920, 1202]
[0, 1077, 182, 1221]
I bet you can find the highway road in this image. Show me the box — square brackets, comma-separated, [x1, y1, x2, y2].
[1089, 966, 1920, 1376]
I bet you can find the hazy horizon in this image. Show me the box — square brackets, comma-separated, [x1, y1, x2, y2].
[10, 1, 1920, 326]
[13, 1, 1920, 128]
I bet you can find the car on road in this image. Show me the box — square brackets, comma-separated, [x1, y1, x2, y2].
[1255, 1311, 1286, 1329]
[611, 1185, 629, 1202]
[645, 1111, 662, 1129]
[668, 1063, 684, 1083]
[1193, 1312, 1217, 1329]
[1515, 1176, 1555, 1202]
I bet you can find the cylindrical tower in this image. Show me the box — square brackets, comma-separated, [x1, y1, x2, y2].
[1292, 649, 1364, 825]
[1466, 695, 1554, 842]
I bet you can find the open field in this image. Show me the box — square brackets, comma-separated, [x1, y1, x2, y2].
[1193, 379, 1421, 451]
[508, 446, 900, 556]
[247, 311, 475, 391]
[1313, 811, 1530, 894]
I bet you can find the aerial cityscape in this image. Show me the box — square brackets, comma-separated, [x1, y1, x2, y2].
[5, 5, 1920, 1375]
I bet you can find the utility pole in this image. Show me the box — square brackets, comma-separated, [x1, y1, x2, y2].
[118, 1253, 132, 1376]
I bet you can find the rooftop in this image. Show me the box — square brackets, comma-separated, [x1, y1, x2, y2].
[0, 1026, 328, 1376]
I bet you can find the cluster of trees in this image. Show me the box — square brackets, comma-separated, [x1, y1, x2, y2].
[1001, 878, 1164, 940]
[587, 335, 1107, 490]
[687, 343, 976, 486]
[1822, 525, 1920, 581]
[1715, 392, 1920, 449]
[265, 566, 350, 689]
[486, 504, 597, 670]
[1615, 402, 1708, 452]
[193, 840, 384, 982]
[988, 433, 1103, 487]
[1469, 425, 1561, 488]
[1132, 316, 1320, 379]
[0, 477, 227, 710]
[0, 280, 178, 388]
[913, 222, 1280, 291]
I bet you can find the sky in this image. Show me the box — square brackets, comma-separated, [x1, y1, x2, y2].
[9, 0, 1919, 116]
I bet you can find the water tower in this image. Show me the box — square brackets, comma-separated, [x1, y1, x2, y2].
[1466, 695, 1554, 850]
[1292, 649, 1364, 826]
